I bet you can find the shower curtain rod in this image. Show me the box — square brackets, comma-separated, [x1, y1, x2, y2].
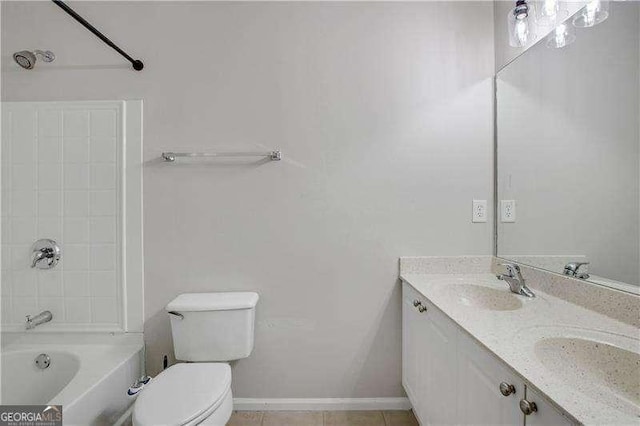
[51, 0, 144, 71]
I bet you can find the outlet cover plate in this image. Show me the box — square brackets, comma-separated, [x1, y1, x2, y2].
[501, 200, 516, 223]
[472, 200, 487, 223]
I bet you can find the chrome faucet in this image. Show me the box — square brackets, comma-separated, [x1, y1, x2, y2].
[26, 311, 53, 330]
[30, 239, 61, 269]
[31, 249, 54, 268]
[496, 263, 535, 298]
[563, 262, 590, 279]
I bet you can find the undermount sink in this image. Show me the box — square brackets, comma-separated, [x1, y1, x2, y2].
[451, 284, 523, 311]
[534, 335, 640, 415]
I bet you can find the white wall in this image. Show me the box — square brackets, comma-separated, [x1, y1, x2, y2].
[2, 1, 494, 398]
[497, 2, 640, 285]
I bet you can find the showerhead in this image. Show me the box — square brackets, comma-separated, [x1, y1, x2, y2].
[13, 50, 55, 70]
[13, 51, 36, 69]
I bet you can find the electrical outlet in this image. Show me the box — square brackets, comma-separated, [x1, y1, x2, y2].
[472, 200, 487, 223]
[501, 200, 516, 223]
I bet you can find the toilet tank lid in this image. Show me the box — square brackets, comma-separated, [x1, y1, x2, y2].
[166, 292, 259, 312]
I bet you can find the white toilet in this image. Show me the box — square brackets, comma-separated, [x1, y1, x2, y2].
[133, 292, 259, 426]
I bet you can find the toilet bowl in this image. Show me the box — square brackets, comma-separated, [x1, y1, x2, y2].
[133, 292, 259, 426]
[133, 363, 232, 426]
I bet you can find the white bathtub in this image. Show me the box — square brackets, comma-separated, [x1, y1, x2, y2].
[1, 332, 143, 426]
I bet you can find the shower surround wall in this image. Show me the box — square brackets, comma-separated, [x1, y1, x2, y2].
[2, 102, 122, 329]
[2, 2, 495, 401]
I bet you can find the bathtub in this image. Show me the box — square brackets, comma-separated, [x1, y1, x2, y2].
[1, 332, 143, 426]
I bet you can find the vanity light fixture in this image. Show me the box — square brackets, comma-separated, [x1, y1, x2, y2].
[573, 0, 609, 28]
[546, 23, 576, 48]
[508, 0, 536, 47]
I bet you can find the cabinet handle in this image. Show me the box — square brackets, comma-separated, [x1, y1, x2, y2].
[413, 299, 422, 307]
[519, 399, 538, 415]
[499, 382, 516, 396]
[418, 305, 427, 313]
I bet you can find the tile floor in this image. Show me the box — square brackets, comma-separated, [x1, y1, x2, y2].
[227, 410, 418, 426]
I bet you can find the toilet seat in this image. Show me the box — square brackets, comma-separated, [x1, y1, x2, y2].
[133, 363, 231, 426]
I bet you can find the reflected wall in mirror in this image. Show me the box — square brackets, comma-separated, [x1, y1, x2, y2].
[497, 1, 639, 292]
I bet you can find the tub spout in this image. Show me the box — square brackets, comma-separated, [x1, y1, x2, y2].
[26, 310, 53, 330]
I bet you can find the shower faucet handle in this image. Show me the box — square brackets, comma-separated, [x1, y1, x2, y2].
[31, 239, 61, 269]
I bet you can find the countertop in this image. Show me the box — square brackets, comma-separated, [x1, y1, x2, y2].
[400, 272, 640, 425]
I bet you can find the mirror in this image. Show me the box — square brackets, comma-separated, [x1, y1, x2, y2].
[496, 1, 639, 293]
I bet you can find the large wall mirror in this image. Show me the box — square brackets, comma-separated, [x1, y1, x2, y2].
[496, 1, 639, 293]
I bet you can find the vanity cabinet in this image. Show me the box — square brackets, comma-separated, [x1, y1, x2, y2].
[402, 284, 457, 424]
[402, 282, 574, 426]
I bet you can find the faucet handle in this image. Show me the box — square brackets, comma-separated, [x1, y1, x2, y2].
[565, 261, 589, 269]
[30, 239, 61, 269]
[563, 261, 590, 276]
[499, 263, 522, 278]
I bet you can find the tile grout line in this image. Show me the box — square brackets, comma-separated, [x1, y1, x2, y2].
[34, 108, 40, 316]
[59, 109, 66, 321]
[87, 109, 93, 325]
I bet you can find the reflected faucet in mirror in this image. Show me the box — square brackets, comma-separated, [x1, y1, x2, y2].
[497, 263, 536, 298]
[563, 262, 590, 280]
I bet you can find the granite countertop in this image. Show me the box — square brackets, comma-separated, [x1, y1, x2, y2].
[400, 272, 640, 426]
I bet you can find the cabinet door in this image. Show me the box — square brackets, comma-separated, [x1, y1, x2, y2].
[421, 298, 458, 426]
[524, 386, 574, 426]
[402, 283, 458, 425]
[457, 331, 523, 425]
[402, 283, 422, 415]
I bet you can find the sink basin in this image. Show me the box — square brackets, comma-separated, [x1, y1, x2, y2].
[535, 336, 640, 415]
[451, 284, 523, 311]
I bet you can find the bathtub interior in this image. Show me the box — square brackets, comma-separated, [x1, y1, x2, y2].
[1, 350, 80, 405]
[0, 333, 144, 425]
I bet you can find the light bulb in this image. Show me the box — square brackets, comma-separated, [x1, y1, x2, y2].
[554, 24, 566, 45]
[508, 1, 535, 47]
[543, 0, 559, 20]
[535, 0, 568, 26]
[546, 22, 576, 48]
[573, 0, 609, 27]
[585, 0, 599, 25]
[515, 19, 529, 45]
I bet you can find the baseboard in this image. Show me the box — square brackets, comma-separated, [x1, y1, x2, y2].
[233, 397, 411, 411]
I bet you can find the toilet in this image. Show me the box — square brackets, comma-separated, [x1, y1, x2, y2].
[133, 292, 259, 426]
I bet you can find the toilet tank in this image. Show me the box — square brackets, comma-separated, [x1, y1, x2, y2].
[166, 292, 259, 362]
